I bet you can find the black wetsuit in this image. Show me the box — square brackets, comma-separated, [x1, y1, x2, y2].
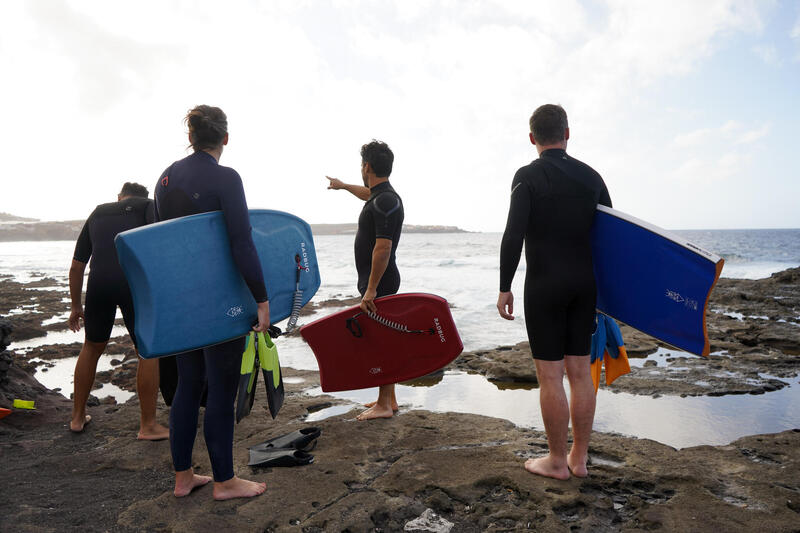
[73, 197, 154, 344]
[354, 181, 404, 297]
[499, 149, 611, 361]
[155, 150, 266, 482]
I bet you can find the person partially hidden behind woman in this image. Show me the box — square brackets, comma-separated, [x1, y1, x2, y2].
[69, 182, 168, 440]
[154, 105, 270, 500]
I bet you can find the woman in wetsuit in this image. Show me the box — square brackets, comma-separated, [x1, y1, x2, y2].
[155, 105, 270, 500]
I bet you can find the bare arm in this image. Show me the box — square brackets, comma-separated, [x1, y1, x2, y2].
[326, 176, 370, 201]
[359, 238, 392, 313]
[68, 259, 87, 332]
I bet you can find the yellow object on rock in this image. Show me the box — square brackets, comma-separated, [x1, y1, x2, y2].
[13, 399, 35, 409]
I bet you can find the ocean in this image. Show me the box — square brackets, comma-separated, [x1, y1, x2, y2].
[2, 229, 800, 448]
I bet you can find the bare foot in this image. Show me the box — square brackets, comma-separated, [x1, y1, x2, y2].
[357, 404, 394, 421]
[567, 452, 589, 478]
[364, 400, 399, 411]
[213, 476, 266, 501]
[524, 456, 570, 480]
[70, 414, 92, 433]
[174, 471, 212, 497]
[137, 423, 170, 441]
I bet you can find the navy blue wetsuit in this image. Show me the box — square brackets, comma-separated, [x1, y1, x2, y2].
[354, 182, 404, 297]
[499, 149, 611, 361]
[73, 197, 154, 345]
[155, 150, 266, 481]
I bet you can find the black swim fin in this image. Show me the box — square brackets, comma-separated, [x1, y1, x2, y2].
[249, 427, 322, 453]
[258, 332, 285, 419]
[247, 448, 314, 468]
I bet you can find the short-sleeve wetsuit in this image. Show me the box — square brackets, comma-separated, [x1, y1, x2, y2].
[73, 196, 154, 344]
[155, 150, 267, 482]
[354, 181, 404, 297]
[499, 148, 611, 361]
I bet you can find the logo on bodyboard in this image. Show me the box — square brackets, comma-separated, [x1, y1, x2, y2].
[433, 317, 446, 343]
[369, 367, 382, 374]
[665, 290, 698, 311]
[226, 306, 244, 318]
[299, 242, 310, 272]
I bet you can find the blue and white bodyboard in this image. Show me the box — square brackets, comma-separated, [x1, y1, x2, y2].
[592, 205, 723, 356]
[115, 209, 320, 358]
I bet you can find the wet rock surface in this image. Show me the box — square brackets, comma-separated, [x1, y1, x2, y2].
[1, 270, 799, 531]
[1, 373, 799, 532]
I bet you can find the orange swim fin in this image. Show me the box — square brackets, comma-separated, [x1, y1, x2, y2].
[590, 357, 602, 394]
[604, 345, 630, 385]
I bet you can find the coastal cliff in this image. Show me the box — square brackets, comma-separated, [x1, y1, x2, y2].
[0, 216, 465, 241]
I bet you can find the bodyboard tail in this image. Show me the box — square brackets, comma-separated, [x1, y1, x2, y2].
[592, 206, 723, 356]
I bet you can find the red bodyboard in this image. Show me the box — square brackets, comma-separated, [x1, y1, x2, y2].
[300, 293, 463, 392]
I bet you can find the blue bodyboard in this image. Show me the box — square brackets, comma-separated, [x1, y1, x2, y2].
[592, 206, 723, 356]
[115, 209, 320, 358]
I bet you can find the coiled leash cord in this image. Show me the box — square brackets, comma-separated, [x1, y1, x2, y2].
[345, 310, 434, 338]
[285, 254, 304, 333]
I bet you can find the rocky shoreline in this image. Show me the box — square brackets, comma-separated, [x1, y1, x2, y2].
[1, 269, 799, 531]
[451, 268, 800, 398]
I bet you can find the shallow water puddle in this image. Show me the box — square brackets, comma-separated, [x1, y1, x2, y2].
[307, 371, 800, 449]
[29, 353, 134, 402]
[41, 312, 71, 326]
[305, 404, 357, 422]
[10, 324, 129, 351]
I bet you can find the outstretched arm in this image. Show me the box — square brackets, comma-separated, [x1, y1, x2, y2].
[326, 176, 370, 201]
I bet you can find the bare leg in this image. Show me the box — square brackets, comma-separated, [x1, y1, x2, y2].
[524, 359, 570, 480]
[357, 384, 395, 421]
[212, 476, 267, 501]
[174, 468, 212, 497]
[565, 354, 596, 477]
[364, 386, 398, 411]
[136, 355, 169, 440]
[70, 339, 108, 432]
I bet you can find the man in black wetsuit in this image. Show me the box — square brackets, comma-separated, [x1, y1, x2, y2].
[497, 104, 611, 480]
[68, 182, 168, 439]
[326, 140, 404, 421]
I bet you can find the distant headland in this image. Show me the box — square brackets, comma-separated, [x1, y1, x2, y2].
[0, 212, 467, 242]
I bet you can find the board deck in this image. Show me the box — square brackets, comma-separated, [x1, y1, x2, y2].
[115, 209, 320, 358]
[300, 293, 463, 392]
[592, 205, 724, 356]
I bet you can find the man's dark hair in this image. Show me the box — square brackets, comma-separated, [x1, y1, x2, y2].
[360, 140, 394, 178]
[529, 104, 568, 145]
[119, 182, 149, 198]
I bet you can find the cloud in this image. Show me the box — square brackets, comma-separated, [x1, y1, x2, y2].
[737, 123, 770, 144]
[668, 152, 752, 183]
[792, 10, 800, 61]
[672, 120, 769, 148]
[0, 0, 790, 231]
[753, 44, 782, 65]
[23, 1, 186, 114]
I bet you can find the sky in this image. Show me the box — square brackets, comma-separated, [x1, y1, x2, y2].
[0, 0, 798, 232]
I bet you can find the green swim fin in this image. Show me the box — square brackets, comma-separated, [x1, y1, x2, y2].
[258, 332, 284, 419]
[236, 332, 259, 423]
